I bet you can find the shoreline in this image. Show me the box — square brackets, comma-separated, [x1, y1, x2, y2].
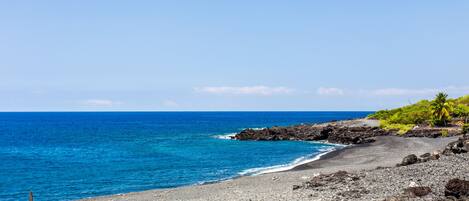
[238, 141, 344, 176]
[192, 144, 342, 188]
[82, 135, 458, 201]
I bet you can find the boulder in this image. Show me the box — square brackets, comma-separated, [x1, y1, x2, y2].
[398, 154, 419, 166]
[403, 187, 432, 197]
[442, 135, 469, 155]
[445, 178, 469, 199]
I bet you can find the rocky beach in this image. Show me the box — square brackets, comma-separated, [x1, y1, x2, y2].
[83, 119, 469, 201]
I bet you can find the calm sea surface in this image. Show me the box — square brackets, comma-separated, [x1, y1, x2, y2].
[0, 112, 371, 201]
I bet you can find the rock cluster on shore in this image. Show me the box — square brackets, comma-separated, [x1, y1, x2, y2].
[232, 119, 466, 145]
[233, 123, 389, 145]
[292, 135, 469, 201]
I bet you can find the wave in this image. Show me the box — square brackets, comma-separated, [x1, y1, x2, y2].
[212, 133, 236, 140]
[237, 146, 338, 176]
[213, 127, 266, 140]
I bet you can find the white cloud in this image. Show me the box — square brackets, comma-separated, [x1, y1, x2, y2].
[80, 99, 122, 107]
[371, 86, 469, 96]
[372, 88, 437, 96]
[317, 87, 344, 96]
[194, 86, 294, 96]
[162, 100, 179, 107]
[316, 86, 469, 97]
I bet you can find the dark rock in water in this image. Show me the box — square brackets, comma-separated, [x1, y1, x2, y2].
[442, 135, 469, 155]
[403, 187, 432, 197]
[398, 154, 419, 166]
[233, 123, 389, 145]
[445, 178, 469, 199]
[233, 125, 331, 141]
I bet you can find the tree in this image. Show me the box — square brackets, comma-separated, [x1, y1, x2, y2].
[431, 92, 453, 126]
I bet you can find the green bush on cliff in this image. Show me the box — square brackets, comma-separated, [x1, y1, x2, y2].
[455, 95, 469, 106]
[368, 100, 432, 125]
[453, 104, 469, 123]
[369, 93, 469, 133]
[379, 120, 414, 135]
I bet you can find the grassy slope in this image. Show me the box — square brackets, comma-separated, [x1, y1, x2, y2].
[368, 95, 469, 134]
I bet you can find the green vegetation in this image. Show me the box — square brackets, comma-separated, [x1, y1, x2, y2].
[441, 129, 449, 137]
[368, 100, 432, 125]
[379, 120, 414, 135]
[453, 103, 469, 123]
[463, 124, 469, 134]
[368, 93, 469, 134]
[455, 95, 469, 105]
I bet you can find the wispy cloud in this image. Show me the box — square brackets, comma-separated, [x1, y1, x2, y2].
[371, 88, 437, 96]
[80, 99, 122, 107]
[194, 86, 294, 96]
[316, 86, 469, 96]
[371, 86, 469, 96]
[317, 87, 344, 96]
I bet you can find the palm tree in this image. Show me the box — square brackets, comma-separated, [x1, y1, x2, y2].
[431, 92, 452, 126]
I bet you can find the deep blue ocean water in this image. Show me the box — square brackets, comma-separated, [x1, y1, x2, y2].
[0, 112, 371, 201]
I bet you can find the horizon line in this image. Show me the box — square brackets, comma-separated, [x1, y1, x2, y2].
[0, 110, 376, 113]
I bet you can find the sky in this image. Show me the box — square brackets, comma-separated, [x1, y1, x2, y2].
[1, 1, 468, 111]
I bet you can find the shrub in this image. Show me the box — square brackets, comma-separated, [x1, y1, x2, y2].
[453, 104, 469, 121]
[368, 109, 400, 120]
[380, 120, 414, 135]
[455, 95, 469, 106]
[441, 130, 449, 137]
[463, 124, 469, 134]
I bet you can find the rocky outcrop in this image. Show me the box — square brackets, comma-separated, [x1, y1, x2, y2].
[403, 127, 461, 137]
[326, 126, 387, 144]
[233, 124, 389, 145]
[234, 125, 330, 141]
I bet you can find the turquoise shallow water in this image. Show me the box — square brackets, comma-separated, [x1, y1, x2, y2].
[0, 112, 371, 201]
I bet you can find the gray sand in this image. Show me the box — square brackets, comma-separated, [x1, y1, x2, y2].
[82, 136, 457, 201]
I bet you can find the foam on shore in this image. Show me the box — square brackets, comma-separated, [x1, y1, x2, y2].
[238, 146, 340, 176]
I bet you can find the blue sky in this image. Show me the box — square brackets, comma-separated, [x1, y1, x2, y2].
[1, 1, 468, 111]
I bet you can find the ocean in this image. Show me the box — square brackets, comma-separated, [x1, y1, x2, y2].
[0, 112, 371, 201]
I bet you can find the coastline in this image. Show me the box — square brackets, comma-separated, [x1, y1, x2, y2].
[238, 143, 343, 176]
[81, 136, 457, 201]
